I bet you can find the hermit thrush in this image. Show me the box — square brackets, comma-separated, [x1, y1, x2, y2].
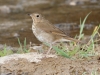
[29, 13, 79, 54]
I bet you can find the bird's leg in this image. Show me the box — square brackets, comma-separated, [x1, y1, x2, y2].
[46, 44, 52, 54]
[46, 41, 58, 54]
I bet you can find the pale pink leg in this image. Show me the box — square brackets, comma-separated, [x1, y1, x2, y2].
[46, 44, 52, 54]
[46, 41, 57, 54]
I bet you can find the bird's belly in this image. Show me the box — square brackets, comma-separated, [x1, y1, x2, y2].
[37, 32, 53, 43]
[32, 26, 53, 43]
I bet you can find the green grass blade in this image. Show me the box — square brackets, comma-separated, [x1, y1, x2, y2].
[17, 38, 23, 53]
[44, 42, 70, 58]
[79, 12, 91, 40]
[3, 44, 7, 55]
[52, 46, 70, 58]
[17, 38, 22, 48]
[23, 38, 28, 53]
[68, 46, 79, 57]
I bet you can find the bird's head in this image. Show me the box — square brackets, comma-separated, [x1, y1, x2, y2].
[28, 13, 44, 23]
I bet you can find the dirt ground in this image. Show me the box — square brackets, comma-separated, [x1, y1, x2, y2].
[0, 0, 100, 75]
[0, 53, 100, 75]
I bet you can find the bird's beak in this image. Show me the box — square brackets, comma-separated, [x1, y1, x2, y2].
[28, 14, 31, 16]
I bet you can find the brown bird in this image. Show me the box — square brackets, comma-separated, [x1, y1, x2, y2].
[29, 13, 79, 54]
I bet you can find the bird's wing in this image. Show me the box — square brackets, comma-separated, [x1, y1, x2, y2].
[37, 21, 67, 36]
[37, 22, 80, 42]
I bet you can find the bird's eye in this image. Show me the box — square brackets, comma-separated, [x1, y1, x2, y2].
[36, 15, 39, 17]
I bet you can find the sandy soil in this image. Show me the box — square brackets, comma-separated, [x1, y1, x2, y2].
[0, 52, 100, 75]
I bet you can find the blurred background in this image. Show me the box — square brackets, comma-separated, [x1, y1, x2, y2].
[0, 0, 100, 49]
